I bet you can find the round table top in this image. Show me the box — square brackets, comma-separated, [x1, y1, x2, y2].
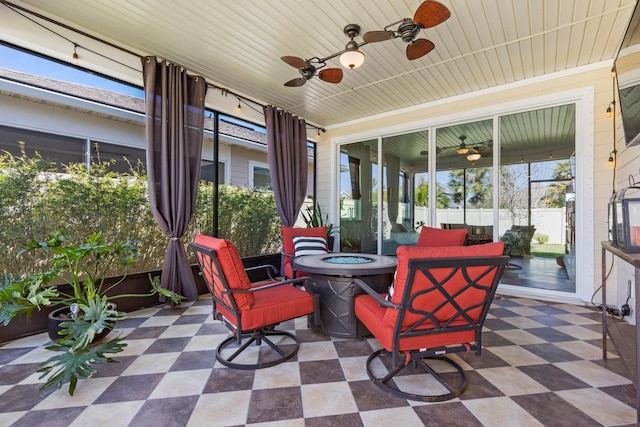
[292, 253, 397, 276]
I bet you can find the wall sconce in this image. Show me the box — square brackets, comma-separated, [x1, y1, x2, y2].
[606, 102, 614, 118]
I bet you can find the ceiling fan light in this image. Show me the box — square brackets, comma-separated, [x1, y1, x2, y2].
[456, 135, 468, 154]
[340, 39, 365, 69]
[467, 152, 481, 161]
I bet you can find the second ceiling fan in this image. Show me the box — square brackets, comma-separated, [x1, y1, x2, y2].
[281, 56, 343, 87]
[364, 0, 451, 60]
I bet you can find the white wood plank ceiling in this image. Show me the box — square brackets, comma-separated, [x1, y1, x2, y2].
[2, 0, 636, 130]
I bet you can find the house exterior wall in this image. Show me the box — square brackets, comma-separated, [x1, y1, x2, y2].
[0, 91, 145, 148]
[317, 64, 640, 320]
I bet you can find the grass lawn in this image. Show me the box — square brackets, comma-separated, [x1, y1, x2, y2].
[531, 243, 565, 258]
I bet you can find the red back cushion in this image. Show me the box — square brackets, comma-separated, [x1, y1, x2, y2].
[281, 226, 328, 278]
[384, 242, 504, 327]
[282, 226, 327, 255]
[194, 234, 254, 310]
[417, 226, 467, 247]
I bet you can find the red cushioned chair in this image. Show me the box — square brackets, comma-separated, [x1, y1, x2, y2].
[417, 225, 468, 247]
[191, 234, 316, 369]
[281, 226, 328, 280]
[354, 242, 508, 401]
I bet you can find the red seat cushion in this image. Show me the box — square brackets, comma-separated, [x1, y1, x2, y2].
[240, 283, 314, 331]
[416, 226, 467, 247]
[281, 226, 327, 278]
[194, 234, 255, 310]
[355, 293, 477, 351]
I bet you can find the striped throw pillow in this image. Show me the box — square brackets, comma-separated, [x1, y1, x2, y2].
[293, 236, 327, 257]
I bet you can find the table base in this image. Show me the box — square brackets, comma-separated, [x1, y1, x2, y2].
[307, 272, 392, 339]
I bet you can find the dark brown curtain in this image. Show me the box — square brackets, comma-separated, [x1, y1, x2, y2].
[142, 56, 207, 303]
[385, 153, 400, 224]
[263, 105, 308, 226]
[348, 156, 361, 200]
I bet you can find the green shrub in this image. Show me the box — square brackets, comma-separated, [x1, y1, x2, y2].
[0, 152, 282, 277]
[534, 233, 549, 244]
[217, 185, 282, 256]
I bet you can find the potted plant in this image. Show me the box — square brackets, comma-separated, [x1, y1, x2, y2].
[0, 231, 183, 395]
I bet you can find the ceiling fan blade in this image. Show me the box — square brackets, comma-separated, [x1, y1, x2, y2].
[406, 38, 435, 60]
[414, 0, 451, 29]
[363, 30, 395, 43]
[284, 78, 306, 87]
[281, 56, 307, 68]
[319, 68, 343, 84]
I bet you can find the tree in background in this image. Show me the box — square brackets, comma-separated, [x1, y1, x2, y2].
[448, 167, 492, 208]
[414, 176, 450, 208]
[499, 164, 529, 224]
[540, 160, 571, 208]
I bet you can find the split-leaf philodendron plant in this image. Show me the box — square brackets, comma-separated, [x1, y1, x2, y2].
[0, 231, 184, 395]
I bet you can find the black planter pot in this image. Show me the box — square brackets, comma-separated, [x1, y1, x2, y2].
[47, 305, 115, 343]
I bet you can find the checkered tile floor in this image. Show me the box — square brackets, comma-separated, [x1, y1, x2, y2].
[0, 295, 636, 426]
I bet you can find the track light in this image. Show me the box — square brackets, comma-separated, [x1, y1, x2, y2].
[72, 44, 78, 64]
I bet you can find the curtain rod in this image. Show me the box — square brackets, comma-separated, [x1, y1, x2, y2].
[1, 0, 326, 134]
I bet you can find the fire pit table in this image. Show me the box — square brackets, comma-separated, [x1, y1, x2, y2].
[293, 253, 397, 339]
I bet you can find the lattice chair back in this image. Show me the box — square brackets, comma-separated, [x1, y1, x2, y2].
[354, 242, 509, 401]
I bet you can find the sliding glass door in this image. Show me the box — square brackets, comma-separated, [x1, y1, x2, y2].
[434, 120, 494, 242]
[338, 139, 378, 253]
[498, 104, 576, 292]
[336, 103, 576, 295]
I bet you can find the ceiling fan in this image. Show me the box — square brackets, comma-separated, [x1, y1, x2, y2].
[281, 56, 343, 87]
[363, 0, 451, 60]
[281, 24, 367, 87]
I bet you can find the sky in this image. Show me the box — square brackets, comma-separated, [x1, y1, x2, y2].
[0, 44, 271, 136]
[1, 44, 143, 97]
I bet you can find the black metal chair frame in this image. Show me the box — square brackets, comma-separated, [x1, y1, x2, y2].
[354, 255, 508, 402]
[191, 242, 318, 370]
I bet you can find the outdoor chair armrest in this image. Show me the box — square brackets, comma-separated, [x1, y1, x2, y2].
[229, 276, 309, 293]
[245, 264, 278, 281]
[352, 278, 400, 309]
